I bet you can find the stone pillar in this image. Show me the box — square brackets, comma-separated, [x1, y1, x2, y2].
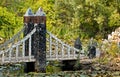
[34, 8, 46, 72]
[23, 8, 35, 73]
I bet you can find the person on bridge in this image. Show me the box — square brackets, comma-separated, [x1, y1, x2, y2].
[87, 37, 97, 59]
[74, 37, 82, 54]
[88, 45, 96, 59]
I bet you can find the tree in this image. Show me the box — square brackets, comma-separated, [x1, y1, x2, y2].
[0, 7, 22, 39]
[0, 0, 120, 42]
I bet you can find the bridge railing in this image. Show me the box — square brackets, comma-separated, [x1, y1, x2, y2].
[0, 27, 25, 52]
[46, 31, 81, 60]
[0, 28, 36, 65]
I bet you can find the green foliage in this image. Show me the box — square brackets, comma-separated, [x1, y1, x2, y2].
[106, 42, 120, 57]
[46, 61, 61, 73]
[0, 7, 22, 40]
[1, 70, 120, 77]
[97, 40, 120, 64]
[0, 64, 24, 77]
[0, 0, 120, 42]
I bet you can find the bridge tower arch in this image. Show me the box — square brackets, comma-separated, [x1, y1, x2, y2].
[34, 7, 46, 72]
[23, 8, 46, 73]
[24, 8, 35, 73]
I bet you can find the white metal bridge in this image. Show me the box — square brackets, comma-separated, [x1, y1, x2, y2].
[0, 26, 86, 65]
[0, 8, 86, 65]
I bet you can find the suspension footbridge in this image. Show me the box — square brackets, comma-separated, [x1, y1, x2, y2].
[0, 8, 86, 72]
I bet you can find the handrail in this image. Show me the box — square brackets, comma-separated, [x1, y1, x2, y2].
[46, 31, 80, 52]
[0, 28, 36, 53]
[0, 27, 25, 49]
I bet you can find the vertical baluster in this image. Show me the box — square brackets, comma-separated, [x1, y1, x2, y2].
[73, 48, 76, 58]
[64, 45, 67, 57]
[61, 44, 64, 58]
[49, 34, 52, 58]
[29, 36, 32, 60]
[2, 51, 4, 64]
[16, 45, 19, 61]
[9, 48, 12, 62]
[17, 33, 20, 42]
[71, 48, 73, 57]
[22, 41, 25, 60]
[67, 46, 70, 58]
[55, 40, 58, 59]
[16, 34, 20, 61]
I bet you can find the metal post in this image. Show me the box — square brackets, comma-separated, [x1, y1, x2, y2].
[34, 7, 46, 72]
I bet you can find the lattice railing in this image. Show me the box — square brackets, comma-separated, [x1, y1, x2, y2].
[0, 28, 36, 64]
[46, 31, 85, 60]
[0, 26, 86, 64]
[0, 27, 25, 52]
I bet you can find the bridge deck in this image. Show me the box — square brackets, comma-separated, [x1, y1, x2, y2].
[0, 54, 86, 65]
[0, 56, 35, 65]
[47, 54, 86, 61]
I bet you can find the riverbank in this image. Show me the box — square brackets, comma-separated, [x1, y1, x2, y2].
[80, 57, 120, 71]
[0, 57, 120, 77]
[1, 70, 120, 77]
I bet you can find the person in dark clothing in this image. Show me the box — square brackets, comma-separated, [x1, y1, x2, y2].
[88, 45, 96, 59]
[74, 37, 82, 54]
[87, 38, 97, 59]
